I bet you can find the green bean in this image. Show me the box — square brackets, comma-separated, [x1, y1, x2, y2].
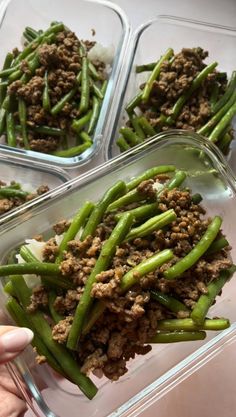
[212, 71, 236, 114]
[88, 62, 100, 80]
[0, 108, 6, 135]
[2, 95, 14, 111]
[150, 331, 206, 343]
[191, 266, 236, 325]
[32, 125, 65, 136]
[205, 237, 229, 255]
[166, 62, 218, 124]
[218, 132, 233, 154]
[71, 110, 92, 133]
[120, 249, 173, 292]
[56, 201, 94, 263]
[42, 70, 51, 111]
[191, 193, 203, 205]
[4, 281, 17, 297]
[87, 95, 100, 134]
[51, 73, 80, 116]
[79, 57, 90, 114]
[81, 180, 127, 240]
[124, 209, 177, 242]
[14, 23, 64, 65]
[156, 318, 230, 332]
[10, 275, 98, 399]
[138, 116, 156, 137]
[0, 187, 28, 199]
[83, 249, 174, 334]
[209, 82, 219, 110]
[150, 290, 189, 314]
[130, 116, 146, 140]
[142, 48, 174, 102]
[0, 262, 60, 277]
[78, 131, 92, 143]
[163, 170, 186, 191]
[116, 136, 130, 152]
[208, 100, 236, 143]
[92, 83, 104, 100]
[48, 291, 64, 323]
[82, 300, 106, 335]
[136, 62, 156, 73]
[6, 112, 17, 147]
[18, 98, 29, 148]
[67, 212, 134, 349]
[119, 127, 143, 147]
[24, 26, 40, 40]
[0, 53, 13, 105]
[127, 166, 176, 191]
[125, 91, 143, 116]
[6, 296, 65, 376]
[19, 245, 39, 263]
[197, 90, 236, 137]
[164, 216, 222, 280]
[23, 32, 35, 43]
[53, 142, 92, 158]
[114, 202, 160, 222]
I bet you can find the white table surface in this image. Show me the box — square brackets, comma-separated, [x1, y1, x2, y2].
[0, 0, 235, 415]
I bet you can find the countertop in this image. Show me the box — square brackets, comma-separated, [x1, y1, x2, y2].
[0, 0, 235, 416]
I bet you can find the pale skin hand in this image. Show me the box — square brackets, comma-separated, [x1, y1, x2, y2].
[0, 325, 34, 417]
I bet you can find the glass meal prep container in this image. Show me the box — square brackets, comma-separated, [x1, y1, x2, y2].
[0, 130, 236, 417]
[0, 0, 129, 169]
[104, 15, 236, 169]
[0, 149, 70, 226]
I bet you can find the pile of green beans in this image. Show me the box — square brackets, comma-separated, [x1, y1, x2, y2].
[117, 47, 236, 155]
[1, 165, 234, 399]
[0, 22, 108, 158]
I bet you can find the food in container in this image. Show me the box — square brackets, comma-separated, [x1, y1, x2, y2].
[0, 0, 129, 168]
[0, 21, 109, 158]
[116, 47, 236, 155]
[105, 16, 236, 164]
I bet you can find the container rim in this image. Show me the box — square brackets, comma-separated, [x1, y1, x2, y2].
[0, 0, 130, 169]
[103, 14, 236, 160]
[1, 129, 236, 234]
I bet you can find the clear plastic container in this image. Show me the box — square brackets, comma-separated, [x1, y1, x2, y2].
[0, 149, 70, 226]
[0, 0, 129, 168]
[104, 15, 236, 165]
[1, 130, 236, 417]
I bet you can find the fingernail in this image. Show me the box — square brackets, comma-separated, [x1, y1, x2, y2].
[1, 328, 34, 353]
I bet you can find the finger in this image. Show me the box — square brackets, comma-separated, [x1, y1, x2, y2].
[0, 389, 27, 417]
[0, 327, 33, 364]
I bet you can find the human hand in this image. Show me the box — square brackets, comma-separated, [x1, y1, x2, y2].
[0, 326, 33, 417]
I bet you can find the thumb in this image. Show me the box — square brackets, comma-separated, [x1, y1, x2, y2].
[0, 326, 33, 364]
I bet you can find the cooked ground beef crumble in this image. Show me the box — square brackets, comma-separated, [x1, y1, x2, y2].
[27, 176, 232, 382]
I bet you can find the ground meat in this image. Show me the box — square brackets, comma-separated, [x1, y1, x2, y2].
[0, 198, 14, 214]
[137, 179, 156, 199]
[27, 285, 48, 313]
[52, 316, 73, 344]
[53, 219, 71, 235]
[42, 238, 58, 262]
